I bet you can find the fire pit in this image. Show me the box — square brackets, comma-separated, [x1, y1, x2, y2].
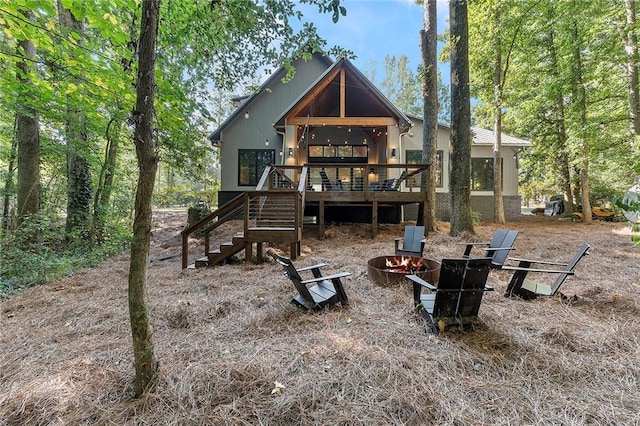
[367, 255, 440, 287]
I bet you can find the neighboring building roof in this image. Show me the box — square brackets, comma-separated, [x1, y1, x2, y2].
[208, 52, 334, 143]
[273, 58, 413, 131]
[407, 114, 531, 147]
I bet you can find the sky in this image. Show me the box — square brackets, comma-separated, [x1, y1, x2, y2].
[295, 0, 449, 86]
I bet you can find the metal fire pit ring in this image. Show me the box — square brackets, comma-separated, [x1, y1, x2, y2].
[367, 255, 441, 287]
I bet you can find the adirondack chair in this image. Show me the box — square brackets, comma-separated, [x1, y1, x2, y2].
[407, 257, 494, 334]
[503, 243, 590, 300]
[462, 228, 519, 269]
[394, 225, 426, 257]
[319, 170, 335, 191]
[270, 251, 350, 311]
[391, 170, 408, 190]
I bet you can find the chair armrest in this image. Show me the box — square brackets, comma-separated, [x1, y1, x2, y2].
[301, 271, 351, 284]
[296, 263, 327, 272]
[502, 266, 575, 274]
[507, 257, 567, 267]
[460, 241, 490, 247]
[484, 246, 515, 252]
[405, 274, 437, 290]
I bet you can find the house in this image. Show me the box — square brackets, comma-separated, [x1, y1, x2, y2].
[208, 52, 530, 228]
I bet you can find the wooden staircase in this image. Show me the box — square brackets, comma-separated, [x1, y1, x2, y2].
[181, 165, 307, 269]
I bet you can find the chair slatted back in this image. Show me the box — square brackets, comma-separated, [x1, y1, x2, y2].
[433, 258, 492, 318]
[489, 230, 519, 267]
[272, 253, 313, 302]
[403, 226, 425, 254]
[550, 243, 590, 295]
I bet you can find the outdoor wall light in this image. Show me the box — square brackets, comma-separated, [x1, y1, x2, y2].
[244, 111, 250, 119]
[390, 148, 397, 158]
[369, 167, 375, 174]
[265, 139, 269, 146]
[288, 147, 293, 157]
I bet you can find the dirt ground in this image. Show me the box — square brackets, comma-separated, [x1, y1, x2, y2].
[1, 211, 639, 425]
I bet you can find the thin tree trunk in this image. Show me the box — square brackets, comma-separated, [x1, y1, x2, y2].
[492, 5, 505, 225]
[571, 19, 592, 224]
[2, 134, 17, 232]
[129, 0, 160, 397]
[93, 116, 120, 243]
[419, 0, 438, 234]
[15, 20, 40, 226]
[449, 0, 474, 236]
[546, 4, 574, 214]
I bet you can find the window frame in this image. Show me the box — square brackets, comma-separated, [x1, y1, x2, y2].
[405, 149, 443, 188]
[237, 149, 275, 187]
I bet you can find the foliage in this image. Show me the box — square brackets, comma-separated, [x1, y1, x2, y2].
[0, 213, 131, 297]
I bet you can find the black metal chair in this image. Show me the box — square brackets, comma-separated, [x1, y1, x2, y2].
[462, 228, 519, 269]
[270, 251, 350, 311]
[503, 243, 590, 299]
[394, 225, 426, 257]
[407, 257, 493, 334]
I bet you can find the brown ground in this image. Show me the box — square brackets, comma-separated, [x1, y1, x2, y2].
[1, 211, 639, 425]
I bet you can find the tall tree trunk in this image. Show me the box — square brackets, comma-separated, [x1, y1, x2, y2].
[492, 4, 505, 225]
[15, 19, 40, 228]
[449, 0, 474, 236]
[419, 0, 438, 233]
[58, 2, 93, 243]
[624, 0, 640, 136]
[546, 4, 574, 214]
[129, 0, 160, 397]
[93, 116, 121, 243]
[571, 19, 592, 224]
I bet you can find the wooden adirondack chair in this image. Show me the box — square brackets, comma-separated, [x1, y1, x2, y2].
[394, 225, 426, 257]
[503, 243, 590, 300]
[270, 251, 350, 311]
[462, 228, 519, 269]
[407, 257, 494, 334]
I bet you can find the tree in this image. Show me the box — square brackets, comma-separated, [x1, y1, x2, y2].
[15, 10, 40, 231]
[448, 0, 474, 236]
[419, 0, 438, 233]
[57, 1, 93, 243]
[128, 0, 160, 397]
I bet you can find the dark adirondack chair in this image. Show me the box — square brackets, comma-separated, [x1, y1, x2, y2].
[462, 228, 519, 269]
[395, 225, 426, 257]
[503, 243, 590, 300]
[407, 257, 494, 334]
[319, 170, 334, 191]
[270, 251, 350, 311]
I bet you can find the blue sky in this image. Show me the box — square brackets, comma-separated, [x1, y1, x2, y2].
[296, 0, 449, 85]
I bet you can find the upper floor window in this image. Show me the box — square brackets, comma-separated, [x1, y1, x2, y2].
[238, 149, 274, 186]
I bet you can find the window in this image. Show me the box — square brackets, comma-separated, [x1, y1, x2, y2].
[471, 158, 502, 191]
[308, 144, 368, 163]
[406, 150, 442, 188]
[238, 149, 274, 186]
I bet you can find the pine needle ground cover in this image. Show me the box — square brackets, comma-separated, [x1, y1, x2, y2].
[1, 212, 639, 425]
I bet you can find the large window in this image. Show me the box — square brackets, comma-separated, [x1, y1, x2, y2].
[406, 150, 442, 187]
[238, 149, 274, 186]
[308, 144, 368, 163]
[471, 158, 502, 191]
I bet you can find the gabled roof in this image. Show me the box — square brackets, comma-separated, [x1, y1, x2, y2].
[208, 52, 334, 143]
[273, 58, 413, 130]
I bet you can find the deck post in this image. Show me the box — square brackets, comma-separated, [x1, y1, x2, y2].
[319, 200, 325, 239]
[256, 242, 263, 263]
[371, 200, 378, 237]
[245, 242, 253, 264]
